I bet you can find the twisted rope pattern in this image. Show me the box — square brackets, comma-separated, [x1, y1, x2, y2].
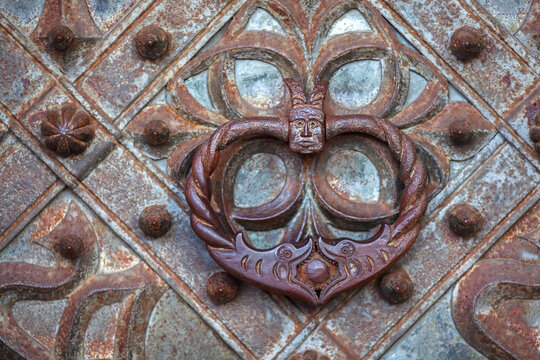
[185, 118, 287, 250]
[185, 114, 427, 252]
[327, 115, 427, 242]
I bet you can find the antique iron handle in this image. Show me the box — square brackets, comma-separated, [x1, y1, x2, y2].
[185, 79, 427, 306]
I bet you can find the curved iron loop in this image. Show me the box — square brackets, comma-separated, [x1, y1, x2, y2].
[184, 79, 427, 305]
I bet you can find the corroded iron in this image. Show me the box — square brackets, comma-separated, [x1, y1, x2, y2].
[448, 204, 483, 237]
[450, 26, 484, 61]
[290, 349, 330, 360]
[58, 234, 84, 260]
[379, 268, 414, 304]
[135, 25, 169, 60]
[144, 119, 170, 146]
[530, 108, 540, 153]
[139, 205, 172, 238]
[285, 79, 327, 154]
[0, 0, 538, 358]
[185, 79, 428, 305]
[448, 119, 473, 145]
[452, 230, 540, 360]
[206, 271, 240, 305]
[0, 202, 167, 359]
[47, 25, 74, 51]
[40, 104, 95, 157]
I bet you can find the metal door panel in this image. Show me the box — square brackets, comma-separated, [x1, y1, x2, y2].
[0, 1, 538, 359]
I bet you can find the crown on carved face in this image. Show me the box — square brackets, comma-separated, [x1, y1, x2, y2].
[283, 78, 328, 110]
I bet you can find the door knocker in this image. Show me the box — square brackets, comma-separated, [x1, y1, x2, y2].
[185, 78, 427, 306]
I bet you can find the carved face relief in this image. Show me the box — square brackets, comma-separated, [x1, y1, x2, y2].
[289, 106, 325, 154]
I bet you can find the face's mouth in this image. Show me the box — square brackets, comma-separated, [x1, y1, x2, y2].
[298, 139, 316, 146]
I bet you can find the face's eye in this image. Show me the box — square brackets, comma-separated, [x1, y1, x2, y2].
[308, 120, 319, 129]
[293, 119, 305, 129]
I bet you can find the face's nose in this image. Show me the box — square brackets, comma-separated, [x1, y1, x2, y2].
[302, 121, 311, 137]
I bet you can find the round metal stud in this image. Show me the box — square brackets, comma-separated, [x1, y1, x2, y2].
[135, 25, 169, 60]
[379, 268, 414, 304]
[305, 259, 330, 284]
[448, 204, 483, 237]
[450, 26, 484, 61]
[138, 205, 172, 238]
[47, 25, 74, 51]
[59, 234, 84, 260]
[206, 272, 239, 305]
[144, 119, 170, 146]
[40, 104, 95, 157]
[449, 119, 473, 145]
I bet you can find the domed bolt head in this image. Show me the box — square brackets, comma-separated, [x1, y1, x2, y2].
[448, 203, 483, 237]
[47, 25, 74, 51]
[58, 234, 84, 260]
[290, 350, 329, 360]
[305, 259, 330, 284]
[143, 119, 170, 146]
[450, 26, 484, 61]
[135, 25, 169, 60]
[206, 272, 239, 305]
[138, 205, 172, 238]
[40, 104, 95, 157]
[530, 110, 540, 153]
[449, 119, 473, 145]
[379, 268, 413, 304]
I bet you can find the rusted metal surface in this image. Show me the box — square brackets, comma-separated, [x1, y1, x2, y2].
[530, 106, 540, 153]
[40, 104, 95, 157]
[47, 25, 74, 51]
[138, 205, 172, 238]
[184, 78, 428, 305]
[0, 0, 538, 359]
[135, 25, 170, 60]
[453, 201, 540, 360]
[450, 26, 485, 61]
[143, 119, 170, 146]
[448, 203, 483, 237]
[207, 271, 241, 305]
[290, 349, 330, 360]
[378, 268, 414, 305]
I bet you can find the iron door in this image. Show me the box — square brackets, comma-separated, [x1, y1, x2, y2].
[0, 0, 538, 359]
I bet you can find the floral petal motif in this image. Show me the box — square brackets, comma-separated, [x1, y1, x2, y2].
[311, 134, 400, 231]
[167, 1, 307, 124]
[40, 104, 95, 157]
[312, 1, 405, 117]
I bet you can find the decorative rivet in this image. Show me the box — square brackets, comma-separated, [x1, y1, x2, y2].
[450, 26, 484, 61]
[379, 268, 413, 304]
[135, 25, 169, 60]
[206, 272, 239, 305]
[448, 203, 483, 237]
[47, 25, 74, 51]
[59, 234, 84, 260]
[449, 119, 473, 145]
[40, 104, 95, 157]
[305, 259, 329, 284]
[530, 110, 540, 154]
[144, 119, 170, 146]
[290, 350, 330, 360]
[138, 205, 172, 238]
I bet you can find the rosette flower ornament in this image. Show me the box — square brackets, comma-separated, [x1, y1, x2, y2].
[41, 104, 95, 157]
